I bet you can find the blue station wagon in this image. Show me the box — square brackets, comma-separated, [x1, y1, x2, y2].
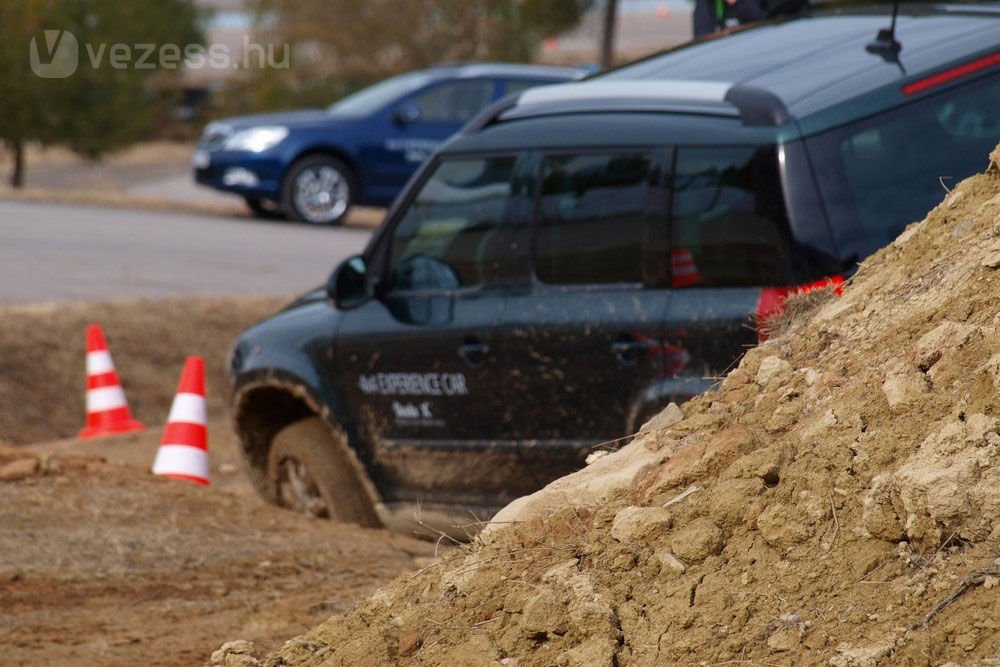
[192, 63, 584, 224]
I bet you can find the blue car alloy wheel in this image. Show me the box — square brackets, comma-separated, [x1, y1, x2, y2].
[282, 155, 356, 225]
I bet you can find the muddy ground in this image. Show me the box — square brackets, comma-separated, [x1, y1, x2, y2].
[0, 297, 439, 665]
[0, 435, 437, 666]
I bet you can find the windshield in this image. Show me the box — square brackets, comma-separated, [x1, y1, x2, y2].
[328, 72, 436, 116]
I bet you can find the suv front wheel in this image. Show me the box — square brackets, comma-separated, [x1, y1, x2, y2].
[267, 417, 380, 526]
[281, 155, 355, 225]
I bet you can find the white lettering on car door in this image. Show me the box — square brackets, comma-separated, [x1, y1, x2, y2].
[358, 372, 469, 396]
[384, 138, 440, 163]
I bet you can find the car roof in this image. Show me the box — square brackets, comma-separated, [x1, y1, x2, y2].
[442, 111, 775, 154]
[601, 4, 1000, 126]
[424, 62, 587, 80]
[447, 3, 1000, 148]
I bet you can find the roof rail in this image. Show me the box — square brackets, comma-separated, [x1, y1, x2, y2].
[723, 86, 791, 126]
[463, 95, 521, 134]
[518, 80, 732, 106]
[463, 80, 791, 133]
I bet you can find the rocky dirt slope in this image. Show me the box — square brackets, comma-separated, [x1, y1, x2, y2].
[239, 148, 1000, 666]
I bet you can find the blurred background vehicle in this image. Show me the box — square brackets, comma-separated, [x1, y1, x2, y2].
[191, 64, 585, 225]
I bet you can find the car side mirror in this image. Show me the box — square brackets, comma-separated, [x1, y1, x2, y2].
[392, 104, 421, 125]
[326, 254, 372, 309]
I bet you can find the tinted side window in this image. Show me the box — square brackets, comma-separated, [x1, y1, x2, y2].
[670, 146, 795, 287]
[504, 78, 556, 97]
[532, 152, 653, 285]
[809, 75, 1000, 258]
[411, 80, 495, 123]
[388, 157, 516, 291]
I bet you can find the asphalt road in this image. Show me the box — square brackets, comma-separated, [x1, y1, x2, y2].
[0, 200, 373, 303]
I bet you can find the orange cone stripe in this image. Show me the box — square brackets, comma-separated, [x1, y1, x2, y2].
[160, 472, 210, 486]
[162, 422, 208, 449]
[86, 370, 122, 390]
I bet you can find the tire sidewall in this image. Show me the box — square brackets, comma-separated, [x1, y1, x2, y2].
[281, 155, 355, 226]
[266, 418, 379, 526]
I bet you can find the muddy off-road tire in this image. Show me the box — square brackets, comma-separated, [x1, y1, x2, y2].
[267, 417, 380, 526]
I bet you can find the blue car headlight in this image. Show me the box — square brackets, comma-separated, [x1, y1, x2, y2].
[222, 126, 289, 152]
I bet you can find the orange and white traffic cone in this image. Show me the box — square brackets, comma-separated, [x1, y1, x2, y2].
[152, 356, 210, 485]
[79, 324, 145, 440]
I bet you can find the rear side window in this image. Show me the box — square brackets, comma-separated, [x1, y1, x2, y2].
[504, 78, 556, 97]
[808, 74, 1000, 259]
[387, 156, 516, 291]
[670, 146, 795, 288]
[532, 152, 654, 285]
[411, 80, 495, 123]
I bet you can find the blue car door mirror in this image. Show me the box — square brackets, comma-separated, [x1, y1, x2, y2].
[393, 104, 421, 125]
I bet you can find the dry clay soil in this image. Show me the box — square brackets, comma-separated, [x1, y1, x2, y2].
[254, 148, 1000, 665]
[0, 298, 437, 665]
[0, 438, 436, 666]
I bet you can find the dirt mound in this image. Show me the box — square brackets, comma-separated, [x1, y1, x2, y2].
[0, 446, 434, 666]
[0, 443, 41, 481]
[246, 146, 1000, 665]
[0, 296, 283, 444]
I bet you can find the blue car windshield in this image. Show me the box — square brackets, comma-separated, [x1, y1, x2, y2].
[328, 72, 436, 116]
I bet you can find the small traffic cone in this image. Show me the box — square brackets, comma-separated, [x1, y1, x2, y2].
[152, 356, 210, 485]
[79, 324, 145, 440]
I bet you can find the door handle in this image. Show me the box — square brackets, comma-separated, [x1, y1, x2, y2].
[458, 339, 490, 368]
[611, 336, 647, 366]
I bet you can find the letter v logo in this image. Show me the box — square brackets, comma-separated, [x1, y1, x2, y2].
[29, 29, 79, 78]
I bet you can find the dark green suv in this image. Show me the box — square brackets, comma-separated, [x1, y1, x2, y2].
[229, 5, 1000, 535]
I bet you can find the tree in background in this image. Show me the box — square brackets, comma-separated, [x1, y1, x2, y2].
[242, 0, 592, 111]
[0, 0, 202, 187]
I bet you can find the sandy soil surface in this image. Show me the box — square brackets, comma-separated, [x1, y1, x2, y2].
[0, 438, 437, 667]
[0, 295, 440, 665]
[0, 297, 286, 444]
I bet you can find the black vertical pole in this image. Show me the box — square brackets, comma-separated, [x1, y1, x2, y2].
[600, 0, 618, 71]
